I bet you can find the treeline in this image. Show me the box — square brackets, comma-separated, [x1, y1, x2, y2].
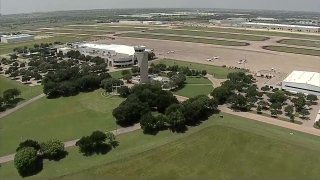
[112, 84, 219, 134]
[149, 63, 207, 77]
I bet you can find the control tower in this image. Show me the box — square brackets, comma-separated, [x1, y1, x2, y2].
[134, 46, 149, 84]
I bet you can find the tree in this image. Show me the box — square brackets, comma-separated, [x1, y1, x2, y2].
[211, 86, 233, 104]
[76, 131, 110, 155]
[268, 90, 287, 104]
[101, 78, 124, 92]
[228, 94, 251, 112]
[300, 108, 310, 119]
[284, 105, 294, 116]
[201, 70, 207, 76]
[261, 85, 270, 92]
[105, 132, 117, 147]
[118, 86, 130, 97]
[166, 110, 186, 131]
[113, 95, 149, 126]
[293, 96, 306, 112]
[140, 113, 165, 134]
[307, 94, 318, 104]
[121, 70, 131, 76]
[16, 140, 40, 152]
[123, 73, 132, 82]
[14, 147, 40, 177]
[40, 139, 65, 160]
[171, 74, 186, 88]
[257, 105, 262, 114]
[3, 88, 21, 102]
[131, 66, 140, 74]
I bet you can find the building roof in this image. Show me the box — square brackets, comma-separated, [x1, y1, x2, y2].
[1, 34, 34, 39]
[242, 22, 320, 29]
[81, 43, 136, 56]
[283, 71, 320, 87]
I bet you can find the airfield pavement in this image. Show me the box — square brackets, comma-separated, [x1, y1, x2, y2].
[94, 36, 320, 74]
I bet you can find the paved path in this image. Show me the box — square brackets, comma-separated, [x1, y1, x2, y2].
[0, 94, 45, 119]
[0, 124, 141, 164]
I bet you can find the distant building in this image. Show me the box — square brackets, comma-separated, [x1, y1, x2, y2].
[57, 43, 154, 68]
[209, 18, 248, 26]
[241, 22, 320, 33]
[0, 34, 34, 43]
[134, 46, 149, 84]
[282, 71, 320, 96]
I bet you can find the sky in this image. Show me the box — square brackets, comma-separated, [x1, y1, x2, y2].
[1, 0, 320, 15]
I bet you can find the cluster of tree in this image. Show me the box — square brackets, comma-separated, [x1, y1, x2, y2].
[113, 84, 179, 127]
[211, 72, 258, 111]
[112, 83, 218, 134]
[0, 88, 21, 111]
[121, 70, 133, 82]
[43, 66, 110, 98]
[76, 131, 117, 156]
[149, 63, 207, 77]
[14, 139, 66, 177]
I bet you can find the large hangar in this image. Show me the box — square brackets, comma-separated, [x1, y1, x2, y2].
[282, 71, 320, 96]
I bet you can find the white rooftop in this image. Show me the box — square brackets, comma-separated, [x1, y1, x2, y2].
[283, 71, 320, 87]
[1, 34, 34, 39]
[81, 43, 136, 56]
[242, 22, 320, 29]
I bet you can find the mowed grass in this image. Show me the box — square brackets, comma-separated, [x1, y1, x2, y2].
[118, 33, 249, 46]
[263, 45, 320, 56]
[155, 59, 239, 79]
[0, 90, 123, 156]
[0, 36, 90, 55]
[180, 26, 320, 40]
[64, 25, 148, 32]
[174, 84, 213, 98]
[148, 29, 269, 41]
[278, 39, 320, 48]
[2, 113, 320, 179]
[0, 76, 43, 100]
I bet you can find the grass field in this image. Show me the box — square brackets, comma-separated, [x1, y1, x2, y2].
[118, 33, 250, 46]
[148, 29, 269, 41]
[263, 45, 320, 56]
[156, 59, 239, 79]
[180, 26, 320, 41]
[109, 71, 124, 79]
[278, 39, 320, 48]
[174, 84, 213, 98]
[0, 76, 43, 101]
[0, 90, 123, 156]
[63, 25, 148, 32]
[2, 113, 320, 179]
[0, 36, 90, 55]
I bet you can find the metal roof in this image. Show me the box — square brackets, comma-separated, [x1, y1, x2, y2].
[283, 71, 320, 88]
[242, 22, 320, 29]
[1, 34, 34, 39]
[81, 43, 136, 56]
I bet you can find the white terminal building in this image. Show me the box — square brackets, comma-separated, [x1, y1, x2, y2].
[57, 43, 154, 67]
[241, 22, 320, 33]
[282, 71, 320, 96]
[0, 34, 34, 43]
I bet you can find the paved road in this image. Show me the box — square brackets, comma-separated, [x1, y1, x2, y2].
[0, 124, 141, 164]
[0, 94, 45, 120]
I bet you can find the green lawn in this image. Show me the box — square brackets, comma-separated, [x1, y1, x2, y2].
[278, 39, 320, 48]
[63, 25, 148, 32]
[2, 113, 320, 179]
[185, 76, 211, 84]
[109, 71, 123, 79]
[0, 90, 123, 156]
[0, 36, 90, 55]
[156, 59, 239, 79]
[118, 33, 249, 46]
[148, 29, 269, 41]
[174, 84, 213, 98]
[0, 76, 43, 101]
[263, 45, 320, 56]
[180, 26, 320, 41]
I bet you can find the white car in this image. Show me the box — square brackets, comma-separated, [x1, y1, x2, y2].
[213, 56, 219, 60]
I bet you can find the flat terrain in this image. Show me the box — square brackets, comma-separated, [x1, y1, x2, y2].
[155, 59, 238, 79]
[179, 26, 320, 40]
[0, 76, 43, 101]
[118, 33, 249, 46]
[263, 46, 320, 57]
[0, 90, 123, 156]
[174, 84, 213, 98]
[2, 113, 320, 179]
[0, 36, 90, 55]
[148, 29, 269, 41]
[278, 39, 320, 48]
